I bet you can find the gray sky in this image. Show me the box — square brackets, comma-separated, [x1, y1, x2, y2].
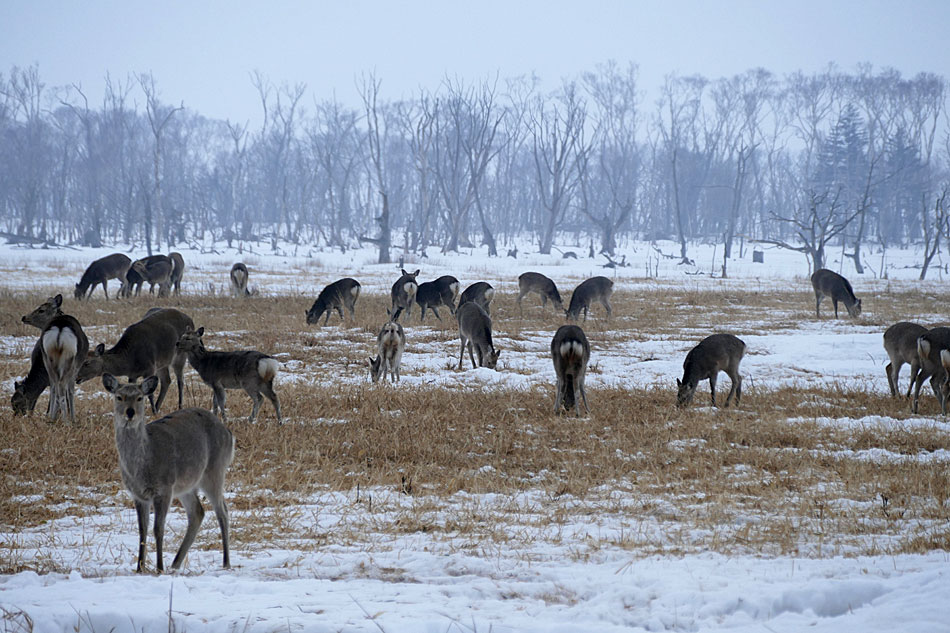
[3, 0, 949, 124]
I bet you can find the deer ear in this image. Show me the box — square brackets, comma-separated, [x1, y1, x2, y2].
[141, 376, 159, 396]
[14, 380, 22, 390]
[196, 327, 205, 337]
[53, 294, 63, 307]
[102, 374, 118, 393]
[412, 269, 420, 277]
[95, 343, 105, 356]
[401, 269, 409, 276]
[676, 378, 682, 388]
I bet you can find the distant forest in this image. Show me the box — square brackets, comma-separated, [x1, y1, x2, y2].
[0, 63, 947, 276]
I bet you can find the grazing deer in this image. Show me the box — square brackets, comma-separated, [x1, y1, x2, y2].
[390, 269, 420, 322]
[456, 302, 500, 370]
[518, 272, 563, 315]
[306, 278, 361, 326]
[123, 255, 172, 297]
[168, 252, 185, 296]
[41, 314, 89, 422]
[551, 325, 590, 415]
[415, 275, 460, 322]
[883, 322, 927, 399]
[458, 282, 495, 316]
[912, 327, 950, 413]
[676, 334, 745, 408]
[811, 268, 861, 318]
[176, 327, 282, 424]
[367, 319, 406, 383]
[78, 308, 194, 413]
[230, 263, 250, 297]
[566, 276, 614, 322]
[75, 253, 132, 300]
[102, 374, 234, 573]
[131, 256, 173, 297]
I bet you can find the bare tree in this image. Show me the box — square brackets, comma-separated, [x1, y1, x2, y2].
[357, 72, 392, 264]
[920, 187, 949, 280]
[139, 73, 183, 255]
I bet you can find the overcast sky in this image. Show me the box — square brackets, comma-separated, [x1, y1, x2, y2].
[3, 0, 949, 125]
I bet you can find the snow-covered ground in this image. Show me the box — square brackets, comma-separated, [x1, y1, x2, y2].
[2, 238, 949, 632]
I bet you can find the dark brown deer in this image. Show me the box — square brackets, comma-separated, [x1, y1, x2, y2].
[102, 374, 234, 573]
[458, 282, 495, 316]
[176, 327, 282, 424]
[75, 253, 132, 300]
[676, 334, 745, 408]
[566, 276, 614, 322]
[78, 308, 194, 413]
[168, 252, 185, 296]
[41, 314, 89, 422]
[912, 327, 950, 413]
[518, 272, 563, 315]
[551, 324, 590, 415]
[415, 275, 460, 322]
[456, 302, 500, 370]
[306, 278, 361, 326]
[811, 268, 861, 318]
[390, 269, 419, 322]
[230, 263, 249, 297]
[367, 320, 406, 383]
[883, 322, 927, 399]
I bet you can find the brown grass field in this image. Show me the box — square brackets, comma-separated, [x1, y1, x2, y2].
[1, 281, 950, 575]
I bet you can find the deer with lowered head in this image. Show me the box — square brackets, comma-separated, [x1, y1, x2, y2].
[306, 277, 361, 326]
[367, 317, 406, 383]
[389, 269, 419, 322]
[676, 333, 745, 408]
[12, 294, 66, 415]
[458, 281, 495, 316]
[456, 302, 500, 370]
[75, 253, 132, 300]
[78, 308, 194, 413]
[551, 324, 590, 415]
[230, 263, 250, 297]
[883, 322, 927, 399]
[131, 256, 173, 297]
[566, 276, 614, 322]
[912, 326, 950, 414]
[811, 268, 861, 318]
[518, 272, 563, 315]
[168, 252, 185, 296]
[176, 327, 282, 424]
[41, 312, 89, 422]
[415, 275, 460, 322]
[102, 373, 234, 573]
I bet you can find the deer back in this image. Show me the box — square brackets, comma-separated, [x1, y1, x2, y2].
[77, 253, 131, 294]
[458, 282, 494, 311]
[306, 278, 361, 324]
[567, 276, 613, 319]
[520, 272, 563, 308]
[551, 325, 590, 378]
[681, 334, 745, 386]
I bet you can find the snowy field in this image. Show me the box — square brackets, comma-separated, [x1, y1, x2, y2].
[1, 238, 949, 632]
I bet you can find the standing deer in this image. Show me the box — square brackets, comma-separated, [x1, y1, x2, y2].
[912, 327, 950, 413]
[415, 275, 460, 322]
[168, 252, 185, 296]
[458, 282, 495, 316]
[78, 308, 194, 413]
[176, 327, 282, 424]
[102, 374, 234, 573]
[367, 319, 406, 383]
[75, 253, 132, 300]
[306, 278, 361, 326]
[41, 314, 89, 422]
[811, 268, 861, 318]
[676, 334, 745, 408]
[390, 269, 420, 322]
[883, 322, 927, 399]
[230, 263, 250, 297]
[518, 272, 563, 315]
[456, 302, 500, 370]
[131, 257, 173, 297]
[551, 325, 590, 415]
[13, 295, 65, 415]
[566, 276, 614, 322]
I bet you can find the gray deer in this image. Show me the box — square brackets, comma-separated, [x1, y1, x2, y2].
[456, 302, 500, 370]
[168, 252, 185, 296]
[75, 253, 132, 300]
[811, 268, 861, 318]
[415, 275, 460, 322]
[912, 327, 950, 413]
[883, 322, 926, 399]
[41, 313, 89, 422]
[566, 276, 614, 322]
[230, 263, 250, 297]
[518, 272, 564, 315]
[176, 327, 282, 424]
[389, 269, 420, 322]
[676, 334, 745, 408]
[367, 319, 406, 383]
[306, 278, 361, 326]
[551, 324, 590, 415]
[131, 257, 173, 297]
[102, 374, 234, 573]
[13, 294, 66, 415]
[458, 282, 495, 316]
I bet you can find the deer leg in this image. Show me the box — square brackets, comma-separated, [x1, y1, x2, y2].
[724, 371, 740, 407]
[134, 500, 151, 573]
[173, 356, 186, 410]
[906, 361, 920, 399]
[885, 362, 898, 398]
[601, 297, 612, 319]
[152, 493, 171, 572]
[554, 376, 565, 414]
[912, 369, 929, 413]
[709, 374, 718, 407]
[335, 305, 344, 322]
[152, 367, 172, 413]
[204, 483, 230, 569]
[172, 492, 205, 570]
[102, 280, 109, 300]
[814, 293, 821, 318]
[247, 389, 263, 422]
[261, 381, 282, 423]
[578, 376, 590, 414]
[832, 299, 839, 319]
[212, 385, 228, 422]
[458, 336, 467, 370]
[470, 343, 479, 369]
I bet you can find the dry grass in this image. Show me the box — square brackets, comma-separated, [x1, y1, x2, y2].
[2, 282, 950, 575]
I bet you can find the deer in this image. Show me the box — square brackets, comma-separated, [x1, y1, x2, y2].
[230, 263, 250, 297]
[458, 281, 495, 316]
[456, 302, 500, 370]
[41, 313, 89, 422]
[176, 327, 282, 424]
[415, 275, 460, 322]
[811, 268, 861, 319]
[389, 269, 419, 322]
[883, 322, 927, 399]
[12, 295, 66, 415]
[551, 324, 590, 415]
[168, 252, 185, 296]
[78, 308, 194, 413]
[123, 255, 172, 297]
[676, 333, 745, 408]
[131, 256, 173, 297]
[102, 373, 234, 573]
[566, 276, 614, 322]
[306, 278, 361, 326]
[518, 272, 563, 315]
[912, 327, 950, 414]
[367, 319, 406, 383]
[75, 253, 132, 300]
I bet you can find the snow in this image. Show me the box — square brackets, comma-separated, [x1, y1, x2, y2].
[2, 238, 950, 632]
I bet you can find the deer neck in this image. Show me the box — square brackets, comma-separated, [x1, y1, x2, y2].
[114, 416, 151, 478]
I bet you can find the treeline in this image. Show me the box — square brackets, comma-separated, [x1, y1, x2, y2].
[0, 63, 947, 275]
